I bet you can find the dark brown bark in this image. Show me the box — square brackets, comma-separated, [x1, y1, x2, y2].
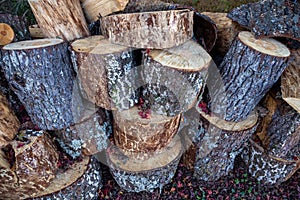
[0, 14, 31, 42]
[1, 39, 76, 130]
[0, 131, 59, 199]
[211, 31, 290, 122]
[141, 40, 211, 116]
[30, 157, 102, 200]
[227, 0, 300, 41]
[106, 135, 182, 192]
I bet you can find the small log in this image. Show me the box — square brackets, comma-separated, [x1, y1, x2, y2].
[212, 31, 290, 122]
[187, 106, 259, 181]
[80, 0, 129, 22]
[106, 135, 182, 192]
[0, 131, 59, 199]
[29, 24, 46, 39]
[201, 12, 245, 55]
[113, 106, 181, 159]
[0, 14, 31, 42]
[55, 108, 112, 158]
[0, 23, 14, 46]
[281, 49, 300, 113]
[28, 0, 90, 41]
[1, 39, 75, 130]
[0, 92, 19, 148]
[100, 9, 193, 49]
[70, 35, 142, 110]
[141, 40, 212, 116]
[30, 157, 102, 200]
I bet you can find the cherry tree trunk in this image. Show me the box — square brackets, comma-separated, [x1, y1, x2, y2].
[1, 39, 75, 130]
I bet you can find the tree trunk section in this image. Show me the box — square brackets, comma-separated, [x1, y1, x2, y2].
[0, 14, 31, 42]
[0, 92, 20, 148]
[80, 0, 129, 22]
[141, 40, 211, 116]
[28, 0, 90, 41]
[29, 25, 46, 39]
[55, 108, 112, 158]
[100, 9, 193, 49]
[0, 23, 14, 46]
[0, 131, 59, 199]
[30, 157, 102, 200]
[190, 107, 258, 181]
[70, 35, 142, 110]
[113, 106, 181, 160]
[281, 49, 300, 113]
[106, 135, 182, 192]
[211, 31, 290, 122]
[1, 39, 75, 130]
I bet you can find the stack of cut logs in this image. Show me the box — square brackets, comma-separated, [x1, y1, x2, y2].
[0, 0, 299, 198]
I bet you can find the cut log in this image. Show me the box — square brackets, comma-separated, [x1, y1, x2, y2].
[28, 0, 90, 41]
[123, 0, 172, 13]
[0, 92, 19, 148]
[29, 24, 46, 39]
[1, 39, 75, 130]
[281, 49, 300, 113]
[30, 156, 102, 200]
[70, 35, 142, 110]
[0, 14, 31, 42]
[100, 9, 193, 49]
[211, 31, 290, 122]
[0, 23, 14, 46]
[201, 12, 245, 55]
[187, 106, 259, 181]
[227, 0, 300, 41]
[80, 0, 129, 22]
[106, 134, 182, 192]
[55, 108, 112, 158]
[113, 106, 181, 159]
[141, 40, 212, 116]
[0, 131, 59, 199]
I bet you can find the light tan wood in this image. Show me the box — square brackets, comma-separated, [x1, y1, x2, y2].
[81, 0, 129, 22]
[0, 23, 14, 45]
[28, 0, 90, 41]
[3, 38, 63, 50]
[29, 24, 46, 38]
[281, 49, 300, 113]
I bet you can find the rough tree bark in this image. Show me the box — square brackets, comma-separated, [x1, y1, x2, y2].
[0, 14, 31, 42]
[242, 98, 300, 185]
[113, 106, 181, 159]
[0, 131, 59, 199]
[141, 40, 211, 116]
[30, 157, 102, 200]
[0, 92, 19, 148]
[1, 39, 75, 130]
[281, 49, 300, 113]
[28, 0, 90, 41]
[80, 0, 129, 22]
[106, 135, 182, 192]
[191, 107, 259, 181]
[211, 31, 290, 122]
[100, 9, 193, 49]
[70, 35, 142, 110]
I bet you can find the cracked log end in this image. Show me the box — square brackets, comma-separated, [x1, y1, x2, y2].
[0, 23, 14, 46]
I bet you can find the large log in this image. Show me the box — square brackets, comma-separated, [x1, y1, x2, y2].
[0, 92, 20, 148]
[1, 39, 75, 130]
[70, 35, 142, 110]
[281, 49, 300, 113]
[141, 40, 212, 116]
[106, 134, 182, 192]
[0, 131, 59, 199]
[113, 106, 181, 159]
[100, 9, 193, 49]
[0, 14, 31, 42]
[28, 0, 90, 41]
[55, 107, 112, 158]
[80, 0, 129, 22]
[192, 107, 259, 181]
[30, 156, 102, 200]
[211, 31, 290, 122]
